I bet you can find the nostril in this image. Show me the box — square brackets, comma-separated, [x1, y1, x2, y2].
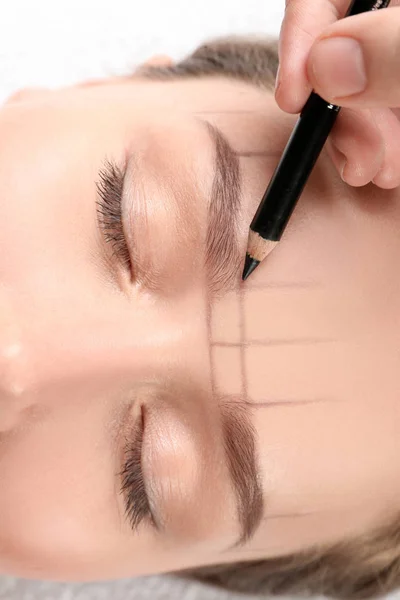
[0, 293, 35, 410]
[0, 342, 36, 432]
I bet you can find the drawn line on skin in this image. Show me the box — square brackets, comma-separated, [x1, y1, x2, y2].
[264, 510, 324, 520]
[239, 282, 248, 400]
[251, 398, 336, 407]
[211, 338, 335, 348]
[222, 397, 336, 408]
[194, 110, 268, 115]
[231, 512, 326, 554]
[236, 151, 282, 158]
[244, 281, 323, 290]
[207, 301, 217, 398]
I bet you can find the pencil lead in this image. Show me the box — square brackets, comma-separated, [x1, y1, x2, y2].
[242, 254, 260, 281]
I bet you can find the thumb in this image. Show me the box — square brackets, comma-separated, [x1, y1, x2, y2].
[306, 6, 400, 108]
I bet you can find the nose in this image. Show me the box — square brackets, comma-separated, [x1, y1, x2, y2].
[0, 291, 35, 429]
[0, 342, 31, 400]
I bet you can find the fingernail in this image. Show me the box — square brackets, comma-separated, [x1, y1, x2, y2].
[309, 37, 367, 99]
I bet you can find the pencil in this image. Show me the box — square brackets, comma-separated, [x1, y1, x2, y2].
[242, 0, 391, 281]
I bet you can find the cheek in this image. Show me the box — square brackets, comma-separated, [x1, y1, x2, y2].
[0, 99, 125, 291]
[0, 150, 97, 293]
[0, 401, 124, 577]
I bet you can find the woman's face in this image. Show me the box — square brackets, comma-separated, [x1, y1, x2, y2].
[1, 68, 400, 581]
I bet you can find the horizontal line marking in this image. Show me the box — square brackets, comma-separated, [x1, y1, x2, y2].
[211, 338, 335, 348]
[250, 397, 337, 407]
[244, 281, 323, 290]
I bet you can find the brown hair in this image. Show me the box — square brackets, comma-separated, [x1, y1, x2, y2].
[141, 37, 400, 600]
[139, 36, 279, 90]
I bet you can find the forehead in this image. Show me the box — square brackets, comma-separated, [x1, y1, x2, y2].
[0, 78, 285, 219]
[1, 75, 278, 139]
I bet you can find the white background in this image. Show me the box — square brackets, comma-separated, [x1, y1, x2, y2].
[0, 0, 285, 105]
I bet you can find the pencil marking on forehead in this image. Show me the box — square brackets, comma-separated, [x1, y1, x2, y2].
[212, 338, 334, 347]
[210, 291, 241, 344]
[237, 151, 282, 158]
[245, 280, 322, 290]
[239, 282, 247, 401]
[195, 110, 267, 115]
[249, 397, 336, 408]
[207, 276, 333, 548]
[212, 346, 242, 396]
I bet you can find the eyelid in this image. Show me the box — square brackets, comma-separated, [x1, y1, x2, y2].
[96, 159, 134, 279]
[119, 405, 158, 533]
[121, 158, 162, 292]
[122, 155, 202, 296]
[142, 402, 203, 526]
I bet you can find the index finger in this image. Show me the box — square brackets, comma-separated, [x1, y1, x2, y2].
[276, 0, 351, 113]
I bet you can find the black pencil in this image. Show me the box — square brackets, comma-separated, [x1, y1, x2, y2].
[242, 0, 391, 281]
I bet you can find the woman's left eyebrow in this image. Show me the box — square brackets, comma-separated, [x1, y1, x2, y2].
[200, 121, 243, 294]
[118, 120, 243, 292]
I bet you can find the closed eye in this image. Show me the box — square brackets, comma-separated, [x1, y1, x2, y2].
[96, 159, 133, 276]
[118, 406, 157, 533]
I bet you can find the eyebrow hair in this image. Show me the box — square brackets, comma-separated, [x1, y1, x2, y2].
[220, 400, 264, 549]
[203, 121, 242, 294]
[201, 122, 264, 546]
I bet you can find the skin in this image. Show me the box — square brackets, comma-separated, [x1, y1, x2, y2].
[1, 58, 400, 582]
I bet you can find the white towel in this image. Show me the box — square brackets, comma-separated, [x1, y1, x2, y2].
[0, 0, 284, 105]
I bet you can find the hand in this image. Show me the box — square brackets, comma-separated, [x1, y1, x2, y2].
[276, 0, 400, 189]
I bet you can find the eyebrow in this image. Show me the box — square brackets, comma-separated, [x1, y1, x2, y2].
[220, 400, 264, 549]
[202, 121, 242, 294]
[201, 122, 264, 546]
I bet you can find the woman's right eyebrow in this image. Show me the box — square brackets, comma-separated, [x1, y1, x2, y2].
[219, 399, 264, 549]
[202, 121, 243, 294]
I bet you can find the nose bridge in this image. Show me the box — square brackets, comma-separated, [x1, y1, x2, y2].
[0, 280, 187, 415]
[0, 287, 151, 403]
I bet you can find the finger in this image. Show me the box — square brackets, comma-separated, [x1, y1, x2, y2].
[326, 108, 384, 187]
[370, 108, 400, 189]
[306, 6, 400, 108]
[325, 138, 348, 180]
[276, 0, 352, 113]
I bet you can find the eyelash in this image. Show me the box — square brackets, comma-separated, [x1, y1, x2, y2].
[119, 407, 155, 533]
[96, 159, 133, 273]
[97, 164, 154, 531]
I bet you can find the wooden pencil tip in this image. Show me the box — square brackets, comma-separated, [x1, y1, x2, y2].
[242, 254, 260, 281]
